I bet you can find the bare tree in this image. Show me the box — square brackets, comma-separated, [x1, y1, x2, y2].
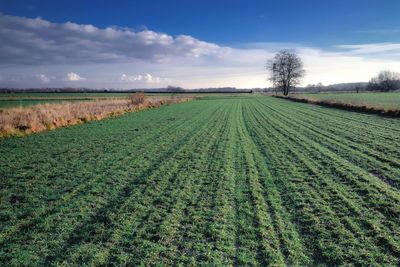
[266, 50, 305, 96]
[316, 82, 323, 92]
[368, 70, 400, 92]
[355, 84, 361, 93]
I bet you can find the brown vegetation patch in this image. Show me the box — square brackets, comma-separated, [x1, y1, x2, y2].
[0, 94, 194, 138]
[129, 92, 146, 105]
[274, 95, 400, 117]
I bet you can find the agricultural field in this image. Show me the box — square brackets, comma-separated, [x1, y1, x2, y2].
[0, 92, 131, 109]
[0, 92, 238, 109]
[0, 95, 399, 265]
[295, 92, 400, 110]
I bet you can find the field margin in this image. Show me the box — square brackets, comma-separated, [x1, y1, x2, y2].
[0, 96, 195, 139]
[273, 95, 400, 117]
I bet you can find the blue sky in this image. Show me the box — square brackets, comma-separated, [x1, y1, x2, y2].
[1, 0, 400, 88]
[2, 0, 400, 46]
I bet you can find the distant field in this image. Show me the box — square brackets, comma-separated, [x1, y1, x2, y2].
[0, 93, 130, 108]
[295, 92, 400, 110]
[1, 96, 399, 265]
[0, 92, 246, 108]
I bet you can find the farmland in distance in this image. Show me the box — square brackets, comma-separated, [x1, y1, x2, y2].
[0, 92, 132, 109]
[294, 92, 400, 110]
[0, 95, 399, 266]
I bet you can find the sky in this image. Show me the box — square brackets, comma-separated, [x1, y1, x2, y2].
[1, 0, 400, 89]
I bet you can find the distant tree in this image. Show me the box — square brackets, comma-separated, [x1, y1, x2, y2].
[355, 84, 361, 93]
[266, 50, 305, 96]
[316, 82, 323, 92]
[368, 70, 400, 92]
[306, 82, 324, 92]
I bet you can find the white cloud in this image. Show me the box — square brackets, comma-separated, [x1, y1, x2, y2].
[36, 74, 50, 83]
[65, 72, 85, 81]
[1, 14, 400, 88]
[0, 14, 227, 65]
[119, 73, 172, 85]
[336, 42, 400, 55]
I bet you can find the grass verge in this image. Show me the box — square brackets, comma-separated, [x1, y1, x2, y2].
[273, 95, 400, 117]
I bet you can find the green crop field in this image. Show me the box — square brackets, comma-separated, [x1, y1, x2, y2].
[296, 92, 400, 110]
[1, 95, 399, 265]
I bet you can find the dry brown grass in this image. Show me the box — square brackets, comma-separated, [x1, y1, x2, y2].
[0, 95, 194, 138]
[129, 92, 146, 105]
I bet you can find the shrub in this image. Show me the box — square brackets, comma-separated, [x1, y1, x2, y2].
[129, 92, 146, 105]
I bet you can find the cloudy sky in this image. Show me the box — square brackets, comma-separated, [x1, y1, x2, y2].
[1, 0, 400, 89]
